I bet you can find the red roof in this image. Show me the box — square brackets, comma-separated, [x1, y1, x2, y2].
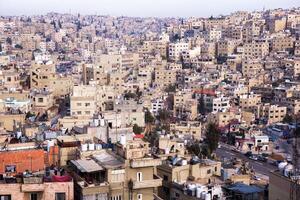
[133, 134, 144, 139]
[193, 89, 216, 96]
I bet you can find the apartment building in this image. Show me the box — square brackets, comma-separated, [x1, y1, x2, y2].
[259, 104, 287, 124]
[212, 96, 230, 112]
[271, 35, 295, 52]
[207, 111, 237, 128]
[157, 158, 221, 200]
[170, 121, 202, 140]
[243, 39, 269, 58]
[268, 17, 287, 33]
[239, 93, 261, 113]
[241, 59, 263, 77]
[70, 139, 162, 200]
[217, 39, 239, 57]
[168, 42, 189, 60]
[70, 85, 97, 117]
[154, 67, 177, 88]
[0, 173, 73, 200]
[30, 61, 73, 97]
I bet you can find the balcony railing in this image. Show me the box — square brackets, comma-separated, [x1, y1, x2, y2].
[21, 177, 45, 192]
[132, 175, 162, 189]
[77, 181, 109, 195]
[130, 158, 162, 168]
[23, 176, 43, 184]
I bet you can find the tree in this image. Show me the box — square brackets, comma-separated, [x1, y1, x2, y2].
[58, 20, 62, 29]
[205, 123, 221, 155]
[187, 141, 209, 159]
[283, 114, 293, 124]
[164, 84, 176, 93]
[157, 109, 171, 124]
[124, 92, 136, 99]
[6, 37, 12, 45]
[145, 109, 155, 124]
[14, 44, 23, 49]
[133, 124, 143, 135]
[136, 87, 142, 101]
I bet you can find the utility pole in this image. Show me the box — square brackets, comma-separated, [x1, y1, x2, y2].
[290, 118, 300, 200]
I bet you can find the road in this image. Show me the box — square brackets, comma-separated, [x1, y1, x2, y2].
[216, 145, 277, 177]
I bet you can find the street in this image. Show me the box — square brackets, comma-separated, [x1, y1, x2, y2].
[216, 145, 278, 177]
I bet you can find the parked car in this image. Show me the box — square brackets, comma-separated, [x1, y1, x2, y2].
[245, 151, 253, 157]
[258, 155, 267, 162]
[249, 155, 258, 161]
[253, 175, 261, 181]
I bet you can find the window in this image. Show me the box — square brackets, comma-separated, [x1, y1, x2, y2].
[5, 165, 16, 173]
[137, 172, 143, 182]
[163, 175, 168, 181]
[110, 196, 122, 200]
[137, 194, 142, 200]
[55, 193, 65, 200]
[77, 103, 82, 106]
[38, 98, 44, 103]
[30, 193, 38, 200]
[207, 169, 211, 174]
[0, 195, 11, 200]
[85, 103, 90, 107]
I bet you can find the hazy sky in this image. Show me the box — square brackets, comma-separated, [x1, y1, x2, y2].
[0, 0, 299, 17]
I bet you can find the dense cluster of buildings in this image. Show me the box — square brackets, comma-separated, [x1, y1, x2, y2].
[0, 6, 300, 200]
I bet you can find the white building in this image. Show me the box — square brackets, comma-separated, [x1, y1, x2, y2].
[212, 96, 230, 112]
[151, 98, 165, 115]
[168, 42, 189, 60]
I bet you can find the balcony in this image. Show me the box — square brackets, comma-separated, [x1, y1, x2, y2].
[21, 177, 45, 192]
[77, 181, 109, 195]
[109, 182, 124, 190]
[130, 158, 162, 168]
[132, 175, 162, 189]
[23, 176, 43, 184]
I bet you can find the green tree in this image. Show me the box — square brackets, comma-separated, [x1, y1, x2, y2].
[124, 92, 136, 99]
[145, 109, 155, 124]
[164, 84, 176, 93]
[157, 109, 171, 124]
[283, 114, 293, 124]
[205, 123, 221, 155]
[6, 37, 12, 45]
[133, 124, 143, 135]
[187, 141, 209, 158]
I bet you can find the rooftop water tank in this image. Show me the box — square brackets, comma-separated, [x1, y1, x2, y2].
[88, 143, 95, 151]
[278, 161, 288, 172]
[196, 187, 202, 198]
[120, 135, 126, 145]
[284, 164, 294, 177]
[81, 144, 88, 152]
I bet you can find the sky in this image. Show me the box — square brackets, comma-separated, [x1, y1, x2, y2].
[0, 0, 299, 17]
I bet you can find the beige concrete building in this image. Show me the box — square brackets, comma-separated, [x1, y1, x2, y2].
[259, 104, 287, 124]
[268, 17, 287, 33]
[239, 93, 261, 112]
[242, 59, 263, 77]
[271, 35, 295, 52]
[243, 39, 269, 58]
[0, 175, 74, 200]
[70, 139, 162, 200]
[170, 121, 202, 140]
[157, 159, 221, 200]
